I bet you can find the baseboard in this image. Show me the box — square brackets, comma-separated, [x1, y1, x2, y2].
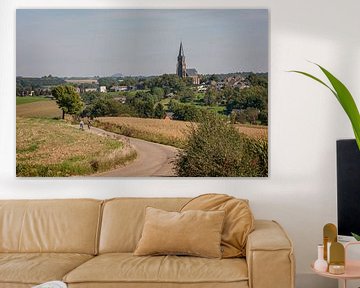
[296, 273, 337, 288]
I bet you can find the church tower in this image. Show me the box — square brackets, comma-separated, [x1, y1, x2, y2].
[176, 42, 186, 78]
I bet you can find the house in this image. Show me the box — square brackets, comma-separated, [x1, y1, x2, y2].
[65, 79, 98, 85]
[110, 86, 128, 92]
[164, 112, 174, 120]
[197, 85, 207, 92]
[85, 88, 97, 92]
[99, 86, 107, 93]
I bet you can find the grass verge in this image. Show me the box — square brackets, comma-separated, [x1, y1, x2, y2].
[16, 117, 136, 177]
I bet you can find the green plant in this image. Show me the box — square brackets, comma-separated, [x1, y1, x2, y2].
[174, 113, 268, 177]
[290, 63, 360, 150]
[352, 232, 360, 241]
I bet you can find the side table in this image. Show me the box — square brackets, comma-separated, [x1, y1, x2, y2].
[311, 242, 360, 288]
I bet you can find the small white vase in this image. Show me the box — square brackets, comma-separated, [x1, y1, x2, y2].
[314, 244, 328, 272]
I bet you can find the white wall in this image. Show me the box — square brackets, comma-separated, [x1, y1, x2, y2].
[1, 0, 360, 287]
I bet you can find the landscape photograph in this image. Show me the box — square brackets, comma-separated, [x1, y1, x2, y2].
[16, 9, 269, 177]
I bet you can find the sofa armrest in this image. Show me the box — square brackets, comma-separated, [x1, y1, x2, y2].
[246, 220, 295, 288]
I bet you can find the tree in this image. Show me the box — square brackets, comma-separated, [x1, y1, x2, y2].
[51, 85, 84, 119]
[209, 74, 219, 82]
[258, 110, 268, 125]
[226, 86, 267, 114]
[204, 87, 220, 106]
[82, 96, 136, 118]
[246, 73, 268, 88]
[98, 77, 118, 89]
[177, 87, 195, 103]
[154, 103, 166, 119]
[151, 87, 165, 99]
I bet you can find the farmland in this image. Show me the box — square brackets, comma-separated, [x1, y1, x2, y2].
[16, 118, 136, 177]
[17, 100, 62, 118]
[16, 96, 50, 105]
[95, 116, 267, 149]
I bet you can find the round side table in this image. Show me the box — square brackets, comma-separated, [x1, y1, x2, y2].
[311, 242, 360, 288]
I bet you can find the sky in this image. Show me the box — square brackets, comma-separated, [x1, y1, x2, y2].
[16, 9, 268, 77]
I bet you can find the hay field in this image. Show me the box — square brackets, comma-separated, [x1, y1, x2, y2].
[234, 124, 268, 139]
[98, 117, 190, 140]
[16, 118, 135, 177]
[17, 100, 62, 118]
[98, 117, 267, 139]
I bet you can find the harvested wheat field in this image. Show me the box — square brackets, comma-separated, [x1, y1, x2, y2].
[16, 118, 135, 177]
[234, 124, 268, 139]
[16, 100, 62, 118]
[97, 117, 267, 148]
[98, 117, 190, 140]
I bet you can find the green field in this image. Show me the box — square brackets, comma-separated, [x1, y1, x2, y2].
[16, 96, 50, 105]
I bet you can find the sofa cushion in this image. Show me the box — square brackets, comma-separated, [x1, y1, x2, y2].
[63, 253, 248, 285]
[181, 194, 254, 258]
[0, 253, 93, 285]
[134, 207, 225, 258]
[99, 198, 190, 253]
[0, 199, 102, 254]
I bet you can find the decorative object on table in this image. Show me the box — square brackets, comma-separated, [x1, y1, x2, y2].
[32, 281, 67, 288]
[323, 223, 337, 262]
[329, 242, 345, 275]
[312, 232, 360, 288]
[290, 63, 360, 150]
[314, 244, 328, 272]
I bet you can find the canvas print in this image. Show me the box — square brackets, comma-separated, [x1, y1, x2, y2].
[16, 9, 268, 177]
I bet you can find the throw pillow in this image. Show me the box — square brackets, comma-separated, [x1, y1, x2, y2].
[134, 207, 225, 258]
[181, 193, 254, 258]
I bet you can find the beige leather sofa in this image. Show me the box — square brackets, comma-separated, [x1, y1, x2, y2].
[0, 198, 295, 288]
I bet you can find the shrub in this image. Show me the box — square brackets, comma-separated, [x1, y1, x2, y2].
[175, 113, 268, 177]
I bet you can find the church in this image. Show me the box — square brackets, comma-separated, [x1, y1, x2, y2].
[176, 42, 200, 85]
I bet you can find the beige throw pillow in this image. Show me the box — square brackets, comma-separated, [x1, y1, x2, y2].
[134, 207, 225, 258]
[181, 194, 255, 258]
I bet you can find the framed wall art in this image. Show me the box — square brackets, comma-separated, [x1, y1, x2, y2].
[16, 9, 268, 177]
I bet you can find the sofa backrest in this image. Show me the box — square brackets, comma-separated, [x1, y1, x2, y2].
[99, 197, 190, 253]
[0, 199, 102, 254]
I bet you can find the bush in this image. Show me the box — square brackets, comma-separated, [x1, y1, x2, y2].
[241, 138, 268, 176]
[175, 113, 268, 177]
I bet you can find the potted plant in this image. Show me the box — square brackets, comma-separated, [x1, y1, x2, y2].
[290, 64, 360, 241]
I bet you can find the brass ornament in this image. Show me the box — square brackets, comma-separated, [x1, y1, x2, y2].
[323, 223, 337, 261]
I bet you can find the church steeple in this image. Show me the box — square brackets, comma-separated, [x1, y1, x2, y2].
[178, 41, 184, 57]
[176, 41, 186, 78]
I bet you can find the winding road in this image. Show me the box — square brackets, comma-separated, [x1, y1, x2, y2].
[83, 126, 179, 177]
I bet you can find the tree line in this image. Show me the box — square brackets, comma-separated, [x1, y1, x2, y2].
[49, 72, 268, 125]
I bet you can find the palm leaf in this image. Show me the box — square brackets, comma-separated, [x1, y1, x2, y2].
[290, 64, 360, 150]
[351, 232, 360, 241]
